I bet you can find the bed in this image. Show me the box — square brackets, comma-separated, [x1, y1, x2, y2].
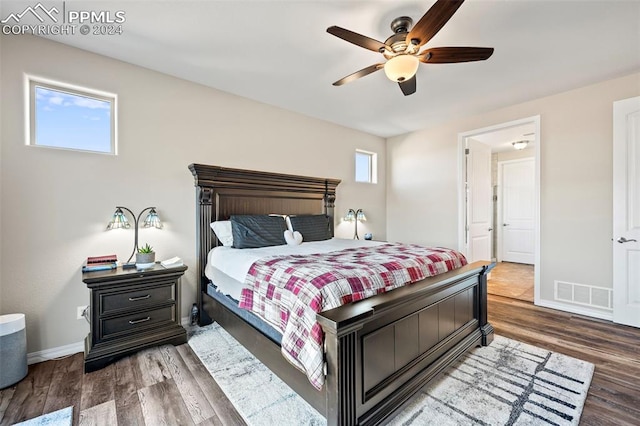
[189, 163, 494, 426]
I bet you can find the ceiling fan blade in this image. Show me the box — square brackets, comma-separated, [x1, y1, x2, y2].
[419, 47, 494, 63]
[333, 64, 384, 86]
[398, 75, 417, 96]
[406, 0, 465, 48]
[327, 26, 388, 53]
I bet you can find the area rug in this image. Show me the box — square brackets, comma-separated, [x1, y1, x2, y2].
[14, 407, 73, 426]
[188, 324, 594, 425]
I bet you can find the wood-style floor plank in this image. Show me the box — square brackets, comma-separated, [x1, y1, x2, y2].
[0, 360, 54, 425]
[176, 344, 246, 426]
[138, 379, 195, 426]
[131, 347, 172, 389]
[42, 353, 84, 425]
[80, 362, 115, 411]
[79, 400, 117, 426]
[113, 356, 145, 426]
[159, 344, 218, 424]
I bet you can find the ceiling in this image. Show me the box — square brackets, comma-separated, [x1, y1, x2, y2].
[2, 0, 639, 138]
[470, 122, 536, 153]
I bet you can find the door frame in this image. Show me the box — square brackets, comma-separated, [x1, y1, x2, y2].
[457, 115, 541, 304]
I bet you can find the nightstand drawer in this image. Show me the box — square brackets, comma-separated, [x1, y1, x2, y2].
[100, 306, 175, 341]
[100, 283, 175, 315]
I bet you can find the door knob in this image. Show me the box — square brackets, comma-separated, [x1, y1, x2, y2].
[617, 237, 638, 243]
[488, 227, 493, 232]
[503, 223, 509, 227]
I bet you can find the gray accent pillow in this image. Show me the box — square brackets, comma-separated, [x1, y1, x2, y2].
[289, 215, 332, 242]
[231, 215, 287, 249]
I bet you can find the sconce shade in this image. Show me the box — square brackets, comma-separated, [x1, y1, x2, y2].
[143, 208, 162, 229]
[107, 208, 130, 230]
[384, 55, 419, 82]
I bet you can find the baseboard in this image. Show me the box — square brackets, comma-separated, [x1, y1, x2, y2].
[28, 318, 192, 365]
[536, 299, 614, 321]
[27, 341, 84, 365]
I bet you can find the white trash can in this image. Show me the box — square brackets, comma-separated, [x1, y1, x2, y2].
[0, 314, 28, 388]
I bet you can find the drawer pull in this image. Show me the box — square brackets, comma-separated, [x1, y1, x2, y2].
[129, 316, 151, 325]
[128, 294, 151, 301]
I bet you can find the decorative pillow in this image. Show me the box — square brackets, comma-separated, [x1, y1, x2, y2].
[210, 221, 233, 247]
[288, 215, 332, 242]
[230, 215, 287, 249]
[284, 230, 303, 246]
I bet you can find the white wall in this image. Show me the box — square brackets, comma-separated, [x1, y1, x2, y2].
[387, 72, 640, 317]
[0, 34, 386, 353]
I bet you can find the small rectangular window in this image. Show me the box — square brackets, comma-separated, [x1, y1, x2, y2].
[28, 77, 117, 154]
[355, 150, 377, 183]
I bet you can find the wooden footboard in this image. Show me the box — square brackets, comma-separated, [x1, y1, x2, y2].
[199, 261, 492, 425]
[318, 261, 493, 425]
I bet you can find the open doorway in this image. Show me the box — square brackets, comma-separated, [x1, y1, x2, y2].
[458, 116, 540, 303]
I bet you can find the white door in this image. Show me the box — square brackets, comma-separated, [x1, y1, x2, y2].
[499, 158, 535, 264]
[613, 96, 640, 328]
[466, 139, 493, 262]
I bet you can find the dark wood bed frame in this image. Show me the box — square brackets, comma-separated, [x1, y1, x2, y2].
[189, 163, 494, 425]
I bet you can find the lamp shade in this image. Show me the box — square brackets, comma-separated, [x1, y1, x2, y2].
[344, 209, 356, 222]
[384, 55, 419, 82]
[107, 208, 130, 230]
[512, 140, 529, 150]
[143, 208, 162, 229]
[356, 210, 367, 222]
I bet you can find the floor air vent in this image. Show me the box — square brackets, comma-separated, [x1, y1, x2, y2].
[554, 280, 612, 310]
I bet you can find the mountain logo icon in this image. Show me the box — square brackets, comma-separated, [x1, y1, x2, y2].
[1, 3, 60, 24]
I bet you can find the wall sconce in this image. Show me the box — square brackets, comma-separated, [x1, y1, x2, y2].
[344, 208, 367, 240]
[107, 206, 162, 264]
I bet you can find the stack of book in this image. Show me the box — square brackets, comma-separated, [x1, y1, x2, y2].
[82, 254, 118, 272]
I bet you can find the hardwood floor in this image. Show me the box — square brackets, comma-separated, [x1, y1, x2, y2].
[0, 344, 245, 426]
[2, 297, 639, 425]
[487, 261, 534, 302]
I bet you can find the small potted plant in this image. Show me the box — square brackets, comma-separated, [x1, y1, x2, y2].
[135, 243, 156, 269]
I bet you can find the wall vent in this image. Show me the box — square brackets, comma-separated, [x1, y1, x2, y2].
[554, 280, 612, 310]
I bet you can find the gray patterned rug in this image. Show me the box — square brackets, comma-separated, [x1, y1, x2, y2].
[14, 407, 72, 426]
[189, 324, 593, 425]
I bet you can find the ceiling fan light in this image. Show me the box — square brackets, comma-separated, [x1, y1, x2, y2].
[383, 55, 419, 82]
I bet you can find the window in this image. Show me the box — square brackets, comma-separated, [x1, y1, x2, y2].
[28, 77, 116, 154]
[355, 149, 377, 183]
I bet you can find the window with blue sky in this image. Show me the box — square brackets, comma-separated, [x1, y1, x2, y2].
[355, 150, 377, 183]
[29, 79, 116, 154]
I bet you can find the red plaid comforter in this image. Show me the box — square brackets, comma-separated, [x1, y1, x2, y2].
[238, 243, 467, 390]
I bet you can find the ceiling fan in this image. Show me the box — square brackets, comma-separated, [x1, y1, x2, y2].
[327, 0, 494, 96]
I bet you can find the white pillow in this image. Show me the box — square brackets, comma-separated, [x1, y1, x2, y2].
[284, 230, 303, 246]
[210, 221, 233, 246]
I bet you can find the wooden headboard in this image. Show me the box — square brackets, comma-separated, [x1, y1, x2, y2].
[188, 163, 341, 286]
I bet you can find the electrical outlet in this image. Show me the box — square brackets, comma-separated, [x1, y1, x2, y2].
[77, 306, 88, 320]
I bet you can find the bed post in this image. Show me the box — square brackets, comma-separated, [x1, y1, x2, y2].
[195, 185, 215, 326]
[479, 265, 494, 345]
[324, 179, 337, 236]
[324, 325, 360, 426]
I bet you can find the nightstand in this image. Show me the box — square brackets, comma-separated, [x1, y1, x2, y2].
[82, 263, 188, 373]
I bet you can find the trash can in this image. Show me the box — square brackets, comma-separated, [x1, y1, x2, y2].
[0, 314, 28, 388]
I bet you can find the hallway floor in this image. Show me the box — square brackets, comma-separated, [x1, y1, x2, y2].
[487, 261, 534, 302]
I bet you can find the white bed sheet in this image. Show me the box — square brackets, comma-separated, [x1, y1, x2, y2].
[205, 238, 386, 299]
